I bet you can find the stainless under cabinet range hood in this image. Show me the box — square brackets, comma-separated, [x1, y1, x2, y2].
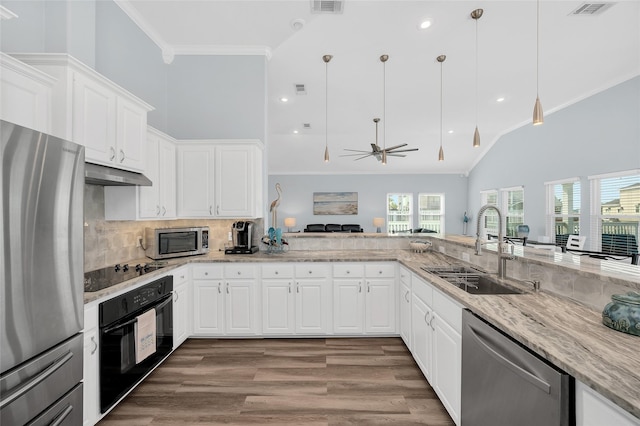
[85, 162, 152, 186]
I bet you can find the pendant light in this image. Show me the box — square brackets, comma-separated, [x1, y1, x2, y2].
[533, 0, 544, 125]
[380, 54, 389, 165]
[323, 54, 332, 161]
[471, 8, 483, 147]
[437, 55, 446, 161]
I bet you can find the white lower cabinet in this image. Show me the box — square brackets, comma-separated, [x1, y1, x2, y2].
[364, 263, 396, 333]
[576, 380, 640, 426]
[172, 267, 191, 348]
[262, 264, 295, 334]
[83, 304, 99, 426]
[399, 266, 412, 349]
[411, 274, 433, 383]
[333, 264, 365, 334]
[192, 264, 259, 336]
[295, 264, 332, 334]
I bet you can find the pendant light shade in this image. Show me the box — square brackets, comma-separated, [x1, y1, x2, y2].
[437, 54, 446, 162]
[471, 8, 483, 147]
[533, 0, 544, 125]
[323, 54, 332, 161]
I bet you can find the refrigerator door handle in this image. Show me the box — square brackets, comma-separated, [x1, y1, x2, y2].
[0, 351, 74, 409]
[468, 323, 551, 394]
[49, 403, 74, 426]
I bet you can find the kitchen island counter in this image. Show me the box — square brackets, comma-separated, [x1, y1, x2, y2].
[83, 248, 640, 420]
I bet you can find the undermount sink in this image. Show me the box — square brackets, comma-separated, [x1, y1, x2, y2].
[421, 265, 524, 295]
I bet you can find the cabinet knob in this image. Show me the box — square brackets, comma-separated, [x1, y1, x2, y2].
[346, 270, 350, 274]
[217, 283, 221, 293]
[209, 206, 213, 215]
[378, 270, 383, 275]
[119, 149, 125, 163]
[162, 206, 167, 216]
[204, 272, 209, 276]
[275, 271, 279, 275]
[156, 205, 160, 215]
[109, 147, 116, 161]
[237, 271, 241, 275]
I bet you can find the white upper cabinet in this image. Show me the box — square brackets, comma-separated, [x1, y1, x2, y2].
[104, 127, 176, 220]
[176, 141, 263, 219]
[11, 54, 153, 172]
[0, 53, 55, 133]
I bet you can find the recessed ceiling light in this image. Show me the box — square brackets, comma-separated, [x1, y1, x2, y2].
[293, 130, 299, 134]
[496, 97, 505, 103]
[448, 130, 454, 134]
[418, 19, 432, 30]
[290, 18, 305, 31]
[280, 97, 289, 103]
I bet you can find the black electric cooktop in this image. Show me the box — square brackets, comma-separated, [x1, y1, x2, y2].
[84, 261, 168, 292]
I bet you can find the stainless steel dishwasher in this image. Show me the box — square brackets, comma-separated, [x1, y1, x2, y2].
[461, 310, 574, 426]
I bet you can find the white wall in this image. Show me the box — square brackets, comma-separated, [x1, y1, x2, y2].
[267, 174, 468, 234]
[468, 76, 640, 244]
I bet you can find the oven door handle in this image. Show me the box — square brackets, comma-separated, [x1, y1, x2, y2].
[102, 295, 172, 334]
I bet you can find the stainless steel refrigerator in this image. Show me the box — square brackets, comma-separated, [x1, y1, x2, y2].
[1, 120, 85, 425]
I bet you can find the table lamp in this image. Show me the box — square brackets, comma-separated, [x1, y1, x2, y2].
[284, 217, 296, 232]
[373, 217, 385, 233]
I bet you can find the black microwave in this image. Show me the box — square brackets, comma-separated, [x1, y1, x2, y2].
[144, 226, 209, 259]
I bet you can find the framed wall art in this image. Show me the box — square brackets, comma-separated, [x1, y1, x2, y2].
[313, 192, 358, 215]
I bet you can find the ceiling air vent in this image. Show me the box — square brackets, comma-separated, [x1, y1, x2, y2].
[570, 2, 615, 16]
[303, 123, 312, 129]
[311, 0, 344, 14]
[295, 84, 307, 95]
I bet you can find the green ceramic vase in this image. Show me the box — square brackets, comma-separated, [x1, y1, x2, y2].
[602, 291, 640, 337]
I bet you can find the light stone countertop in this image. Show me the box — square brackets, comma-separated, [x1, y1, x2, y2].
[83, 248, 640, 420]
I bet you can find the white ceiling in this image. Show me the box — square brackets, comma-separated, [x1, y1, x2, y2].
[122, 0, 640, 175]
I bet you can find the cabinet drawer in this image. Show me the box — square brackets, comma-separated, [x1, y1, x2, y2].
[412, 274, 433, 306]
[192, 264, 224, 280]
[262, 264, 294, 279]
[365, 263, 395, 278]
[399, 266, 412, 286]
[295, 263, 329, 278]
[224, 264, 257, 278]
[84, 304, 98, 332]
[172, 266, 189, 285]
[333, 263, 364, 278]
[433, 288, 462, 333]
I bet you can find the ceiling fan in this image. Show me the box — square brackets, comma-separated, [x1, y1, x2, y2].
[341, 118, 419, 162]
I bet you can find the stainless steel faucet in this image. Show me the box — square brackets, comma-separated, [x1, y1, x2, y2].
[475, 204, 515, 278]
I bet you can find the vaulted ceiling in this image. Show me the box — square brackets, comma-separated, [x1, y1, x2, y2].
[121, 0, 640, 175]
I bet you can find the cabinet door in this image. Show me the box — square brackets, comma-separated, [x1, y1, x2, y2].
[177, 145, 216, 217]
[173, 280, 190, 349]
[115, 97, 146, 171]
[225, 280, 258, 335]
[193, 280, 224, 335]
[296, 278, 331, 334]
[158, 138, 177, 218]
[365, 278, 396, 333]
[399, 281, 412, 348]
[73, 72, 116, 165]
[433, 313, 461, 425]
[138, 134, 161, 218]
[215, 145, 254, 217]
[262, 279, 295, 334]
[576, 380, 640, 426]
[333, 279, 364, 334]
[411, 294, 433, 383]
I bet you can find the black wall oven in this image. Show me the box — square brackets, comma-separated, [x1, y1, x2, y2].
[99, 276, 173, 414]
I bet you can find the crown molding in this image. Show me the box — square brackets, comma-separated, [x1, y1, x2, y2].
[0, 5, 18, 20]
[114, 0, 272, 64]
[172, 45, 272, 60]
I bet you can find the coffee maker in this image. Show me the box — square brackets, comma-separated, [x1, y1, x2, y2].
[225, 221, 258, 254]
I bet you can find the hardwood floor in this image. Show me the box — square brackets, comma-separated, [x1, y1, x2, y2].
[99, 337, 455, 425]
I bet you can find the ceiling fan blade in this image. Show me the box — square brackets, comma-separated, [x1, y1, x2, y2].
[387, 153, 407, 157]
[340, 152, 373, 157]
[354, 154, 375, 161]
[384, 143, 408, 151]
[343, 148, 372, 153]
[387, 148, 419, 153]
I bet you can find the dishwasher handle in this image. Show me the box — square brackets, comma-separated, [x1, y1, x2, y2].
[467, 322, 551, 394]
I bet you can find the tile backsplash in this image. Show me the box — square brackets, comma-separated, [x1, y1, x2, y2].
[84, 185, 263, 271]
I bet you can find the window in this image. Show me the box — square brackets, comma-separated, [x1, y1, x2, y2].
[501, 186, 524, 237]
[589, 170, 640, 257]
[418, 193, 444, 234]
[387, 193, 412, 233]
[479, 190, 499, 238]
[546, 178, 581, 245]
